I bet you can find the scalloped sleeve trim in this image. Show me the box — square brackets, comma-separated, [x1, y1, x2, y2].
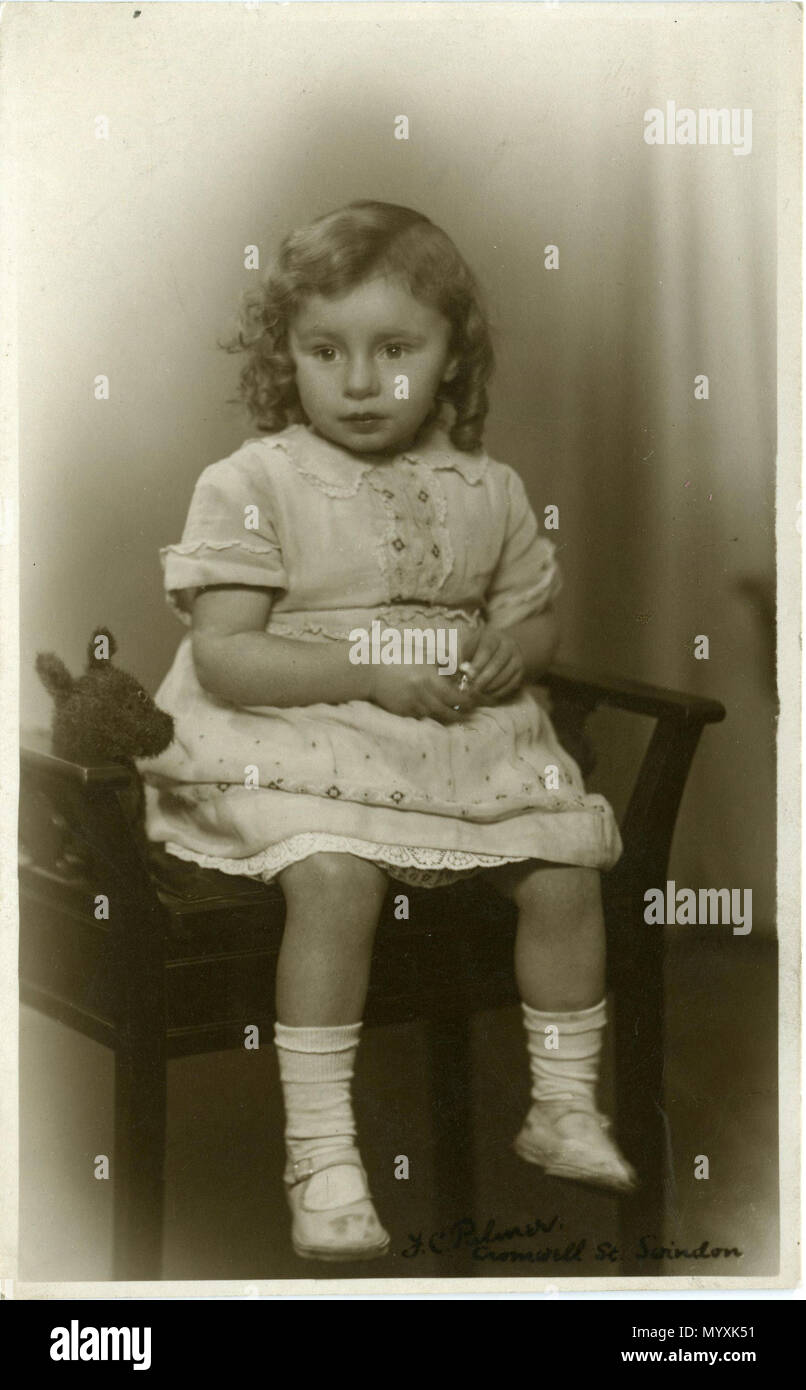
[485, 550, 563, 628]
[484, 468, 563, 627]
[161, 539, 287, 625]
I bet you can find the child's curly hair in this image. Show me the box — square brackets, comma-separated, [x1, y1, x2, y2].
[223, 200, 494, 452]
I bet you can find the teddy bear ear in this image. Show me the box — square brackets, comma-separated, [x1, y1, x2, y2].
[87, 628, 117, 667]
[35, 652, 75, 700]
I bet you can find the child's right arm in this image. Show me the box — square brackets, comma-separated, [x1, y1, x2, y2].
[191, 587, 476, 722]
[192, 587, 373, 706]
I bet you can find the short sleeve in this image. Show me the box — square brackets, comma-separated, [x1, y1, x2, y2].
[484, 468, 562, 628]
[161, 451, 288, 626]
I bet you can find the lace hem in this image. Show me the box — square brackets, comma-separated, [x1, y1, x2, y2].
[162, 832, 529, 888]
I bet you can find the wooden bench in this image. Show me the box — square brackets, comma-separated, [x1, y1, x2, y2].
[18, 663, 725, 1279]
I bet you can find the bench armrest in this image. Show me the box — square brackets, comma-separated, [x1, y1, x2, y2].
[20, 659, 726, 785]
[20, 728, 133, 787]
[542, 664, 726, 726]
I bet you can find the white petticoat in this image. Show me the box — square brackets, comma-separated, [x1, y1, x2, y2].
[162, 831, 530, 888]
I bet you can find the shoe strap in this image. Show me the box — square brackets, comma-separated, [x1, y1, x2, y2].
[533, 1103, 611, 1130]
[564, 1109, 611, 1130]
[285, 1147, 366, 1188]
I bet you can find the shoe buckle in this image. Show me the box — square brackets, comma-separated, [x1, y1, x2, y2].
[287, 1150, 363, 1187]
[289, 1157, 316, 1183]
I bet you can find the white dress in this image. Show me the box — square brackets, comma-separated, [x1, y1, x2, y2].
[138, 419, 623, 886]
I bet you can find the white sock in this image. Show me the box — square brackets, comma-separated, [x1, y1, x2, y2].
[521, 998, 608, 1114]
[274, 1021, 362, 1175]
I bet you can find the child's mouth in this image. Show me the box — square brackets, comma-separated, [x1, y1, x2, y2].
[340, 414, 387, 432]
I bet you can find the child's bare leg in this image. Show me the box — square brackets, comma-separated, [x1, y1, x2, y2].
[276, 852, 388, 1024]
[272, 853, 391, 1259]
[485, 858, 636, 1192]
[487, 860, 605, 1010]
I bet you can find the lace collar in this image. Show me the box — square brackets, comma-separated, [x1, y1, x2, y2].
[260, 420, 489, 495]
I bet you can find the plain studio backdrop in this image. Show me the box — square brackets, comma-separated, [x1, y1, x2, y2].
[12, 1, 781, 927]
[6, 1, 793, 1281]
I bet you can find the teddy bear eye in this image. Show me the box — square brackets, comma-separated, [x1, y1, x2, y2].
[136, 689, 148, 703]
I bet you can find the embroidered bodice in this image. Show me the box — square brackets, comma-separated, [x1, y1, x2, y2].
[161, 420, 561, 640]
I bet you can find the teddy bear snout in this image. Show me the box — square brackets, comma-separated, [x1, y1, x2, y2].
[138, 709, 175, 758]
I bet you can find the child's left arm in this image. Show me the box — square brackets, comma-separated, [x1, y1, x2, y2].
[462, 607, 561, 702]
[461, 465, 563, 702]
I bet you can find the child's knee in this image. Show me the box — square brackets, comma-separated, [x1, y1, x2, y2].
[279, 852, 389, 911]
[513, 863, 602, 919]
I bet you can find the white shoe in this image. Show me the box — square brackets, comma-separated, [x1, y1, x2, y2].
[514, 1102, 638, 1194]
[284, 1148, 391, 1262]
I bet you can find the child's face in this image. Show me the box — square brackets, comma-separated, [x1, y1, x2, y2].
[288, 275, 458, 456]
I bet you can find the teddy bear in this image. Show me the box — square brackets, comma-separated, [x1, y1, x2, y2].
[30, 627, 174, 871]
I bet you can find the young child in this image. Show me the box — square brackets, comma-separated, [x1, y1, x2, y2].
[140, 200, 636, 1264]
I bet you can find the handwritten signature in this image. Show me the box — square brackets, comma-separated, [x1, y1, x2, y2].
[401, 1219, 743, 1263]
[402, 1214, 572, 1261]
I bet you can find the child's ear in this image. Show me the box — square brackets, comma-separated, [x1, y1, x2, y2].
[442, 356, 460, 385]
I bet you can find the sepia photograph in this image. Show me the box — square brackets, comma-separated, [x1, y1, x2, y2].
[2, 0, 800, 1300]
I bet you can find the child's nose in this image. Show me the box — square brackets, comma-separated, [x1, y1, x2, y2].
[344, 355, 380, 399]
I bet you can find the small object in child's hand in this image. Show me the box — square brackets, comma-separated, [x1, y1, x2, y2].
[457, 661, 476, 694]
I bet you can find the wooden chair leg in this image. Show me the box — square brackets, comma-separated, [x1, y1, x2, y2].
[428, 1013, 474, 1274]
[609, 923, 666, 1276]
[605, 719, 707, 1275]
[113, 1037, 166, 1280]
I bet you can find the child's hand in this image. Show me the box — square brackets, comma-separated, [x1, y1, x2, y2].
[369, 662, 477, 723]
[459, 624, 525, 702]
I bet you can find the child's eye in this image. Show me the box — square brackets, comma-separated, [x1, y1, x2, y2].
[380, 344, 406, 359]
[312, 347, 338, 362]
